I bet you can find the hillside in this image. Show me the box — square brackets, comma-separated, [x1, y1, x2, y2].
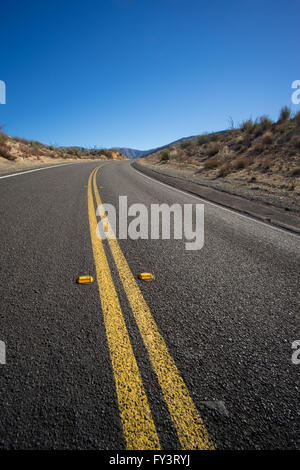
[113, 148, 149, 159]
[0, 130, 127, 174]
[141, 107, 300, 213]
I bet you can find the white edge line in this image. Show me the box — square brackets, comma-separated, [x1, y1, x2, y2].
[132, 164, 300, 239]
[0, 161, 94, 180]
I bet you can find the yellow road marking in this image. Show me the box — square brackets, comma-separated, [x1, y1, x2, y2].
[88, 167, 160, 450]
[93, 166, 214, 450]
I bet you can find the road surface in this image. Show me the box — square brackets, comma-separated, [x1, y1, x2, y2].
[0, 160, 299, 449]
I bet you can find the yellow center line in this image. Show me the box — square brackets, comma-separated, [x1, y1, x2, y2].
[88, 166, 160, 450]
[93, 166, 214, 450]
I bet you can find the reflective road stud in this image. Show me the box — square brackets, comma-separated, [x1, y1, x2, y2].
[77, 275, 94, 284]
[138, 273, 154, 280]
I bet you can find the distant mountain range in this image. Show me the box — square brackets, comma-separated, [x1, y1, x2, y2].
[113, 131, 226, 158]
[61, 131, 227, 159]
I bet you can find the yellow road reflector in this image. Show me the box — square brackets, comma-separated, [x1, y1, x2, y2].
[77, 275, 94, 284]
[138, 272, 154, 280]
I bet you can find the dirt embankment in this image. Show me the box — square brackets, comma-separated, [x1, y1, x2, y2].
[0, 130, 127, 175]
[142, 110, 300, 214]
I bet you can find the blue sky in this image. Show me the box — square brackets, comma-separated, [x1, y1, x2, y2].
[0, 0, 299, 149]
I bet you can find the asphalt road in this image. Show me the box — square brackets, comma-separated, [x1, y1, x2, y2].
[0, 160, 299, 450]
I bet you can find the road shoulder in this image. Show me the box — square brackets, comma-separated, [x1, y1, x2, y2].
[132, 160, 300, 235]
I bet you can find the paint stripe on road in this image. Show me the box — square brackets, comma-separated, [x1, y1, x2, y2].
[93, 166, 214, 450]
[88, 166, 160, 450]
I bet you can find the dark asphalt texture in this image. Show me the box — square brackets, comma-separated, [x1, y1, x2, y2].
[0, 160, 299, 450]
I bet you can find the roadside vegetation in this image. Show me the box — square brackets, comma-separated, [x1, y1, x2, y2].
[144, 106, 300, 197]
[0, 127, 127, 166]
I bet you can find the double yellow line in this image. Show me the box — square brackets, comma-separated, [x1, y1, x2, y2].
[88, 164, 214, 450]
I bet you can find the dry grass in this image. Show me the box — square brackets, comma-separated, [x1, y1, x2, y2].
[0, 142, 16, 160]
[278, 106, 291, 121]
[232, 156, 248, 169]
[207, 142, 219, 157]
[217, 162, 232, 177]
[204, 157, 220, 169]
[262, 131, 273, 145]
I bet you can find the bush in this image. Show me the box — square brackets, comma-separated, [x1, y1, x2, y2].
[232, 157, 248, 169]
[241, 118, 256, 133]
[180, 140, 192, 149]
[196, 134, 210, 146]
[278, 106, 291, 121]
[207, 142, 219, 157]
[262, 131, 273, 145]
[256, 115, 273, 134]
[160, 149, 170, 161]
[251, 143, 266, 155]
[100, 149, 113, 158]
[0, 142, 16, 160]
[31, 141, 42, 149]
[13, 136, 30, 144]
[217, 162, 232, 177]
[210, 133, 221, 142]
[0, 125, 8, 142]
[260, 158, 272, 171]
[294, 110, 300, 127]
[204, 157, 220, 169]
[67, 147, 81, 157]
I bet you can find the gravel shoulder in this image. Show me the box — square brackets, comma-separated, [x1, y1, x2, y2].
[134, 159, 300, 234]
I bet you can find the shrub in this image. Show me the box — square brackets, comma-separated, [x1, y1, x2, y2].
[207, 142, 219, 157]
[251, 143, 266, 155]
[217, 162, 232, 177]
[261, 158, 272, 171]
[262, 131, 273, 145]
[256, 115, 273, 134]
[294, 110, 300, 127]
[31, 141, 43, 150]
[278, 106, 291, 121]
[160, 149, 170, 161]
[0, 142, 16, 160]
[241, 118, 256, 133]
[204, 157, 220, 169]
[210, 133, 221, 142]
[13, 136, 30, 144]
[0, 125, 8, 142]
[67, 147, 81, 157]
[180, 140, 192, 149]
[232, 157, 248, 169]
[196, 134, 210, 146]
[100, 149, 113, 158]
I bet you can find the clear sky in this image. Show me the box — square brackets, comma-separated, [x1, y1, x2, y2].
[1, 0, 299, 149]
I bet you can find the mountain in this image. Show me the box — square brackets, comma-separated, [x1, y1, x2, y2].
[113, 131, 227, 159]
[113, 148, 152, 159]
